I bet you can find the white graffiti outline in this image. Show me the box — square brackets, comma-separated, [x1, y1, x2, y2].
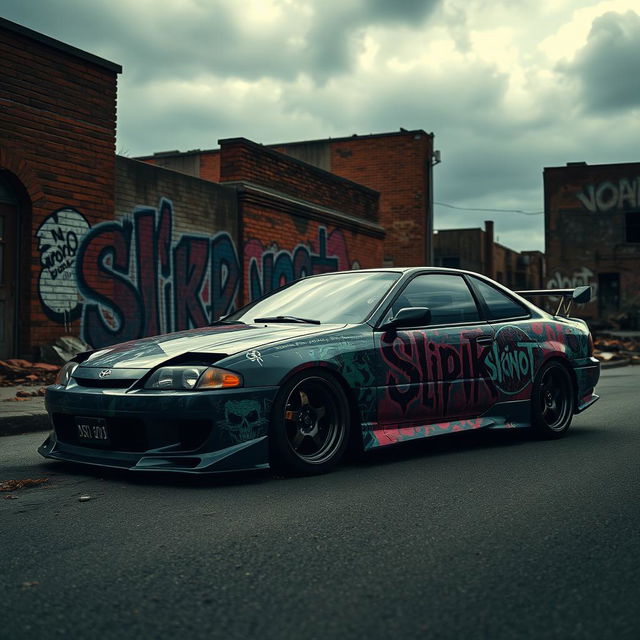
[246, 349, 264, 366]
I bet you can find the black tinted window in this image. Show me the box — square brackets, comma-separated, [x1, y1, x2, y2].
[392, 274, 480, 324]
[471, 277, 529, 320]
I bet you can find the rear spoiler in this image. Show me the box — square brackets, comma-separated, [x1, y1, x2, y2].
[514, 285, 591, 317]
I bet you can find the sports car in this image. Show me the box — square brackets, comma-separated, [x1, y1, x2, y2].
[39, 268, 600, 475]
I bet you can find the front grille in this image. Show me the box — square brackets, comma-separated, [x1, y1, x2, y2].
[52, 414, 211, 453]
[73, 378, 137, 389]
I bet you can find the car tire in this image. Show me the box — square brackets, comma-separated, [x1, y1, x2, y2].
[531, 361, 574, 438]
[269, 370, 351, 475]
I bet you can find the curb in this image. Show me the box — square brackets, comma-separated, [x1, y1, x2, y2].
[599, 358, 631, 369]
[0, 413, 50, 438]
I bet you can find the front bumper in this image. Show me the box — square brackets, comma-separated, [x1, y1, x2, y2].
[39, 384, 279, 473]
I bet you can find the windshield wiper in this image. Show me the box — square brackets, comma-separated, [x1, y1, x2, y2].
[253, 315, 321, 325]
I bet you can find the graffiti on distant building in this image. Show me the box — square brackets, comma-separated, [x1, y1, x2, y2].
[36, 208, 90, 324]
[576, 178, 640, 212]
[547, 267, 597, 300]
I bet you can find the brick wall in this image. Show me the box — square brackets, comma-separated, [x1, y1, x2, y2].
[219, 137, 379, 223]
[0, 18, 120, 355]
[433, 224, 544, 290]
[544, 162, 640, 326]
[1, 19, 386, 356]
[138, 131, 429, 270]
[275, 130, 433, 267]
[240, 189, 384, 303]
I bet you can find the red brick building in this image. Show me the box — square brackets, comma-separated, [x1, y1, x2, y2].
[0, 17, 120, 358]
[433, 221, 544, 290]
[544, 161, 640, 328]
[0, 18, 383, 357]
[142, 129, 436, 268]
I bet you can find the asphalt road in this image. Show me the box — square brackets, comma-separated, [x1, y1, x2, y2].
[1, 366, 639, 640]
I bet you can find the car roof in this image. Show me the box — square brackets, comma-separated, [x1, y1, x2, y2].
[311, 266, 485, 277]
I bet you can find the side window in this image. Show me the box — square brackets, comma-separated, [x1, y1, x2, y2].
[391, 274, 480, 325]
[471, 277, 529, 320]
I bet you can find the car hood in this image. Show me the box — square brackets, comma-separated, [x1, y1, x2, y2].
[79, 323, 345, 369]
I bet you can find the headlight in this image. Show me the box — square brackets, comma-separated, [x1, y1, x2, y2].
[55, 361, 78, 386]
[144, 366, 242, 390]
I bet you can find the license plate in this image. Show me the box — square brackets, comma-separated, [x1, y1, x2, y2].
[75, 417, 110, 446]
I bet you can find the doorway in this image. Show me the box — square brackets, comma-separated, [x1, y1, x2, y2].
[0, 177, 18, 359]
[598, 272, 620, 320]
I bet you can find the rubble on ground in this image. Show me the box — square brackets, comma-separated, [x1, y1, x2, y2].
[593, 336, 640, 365]
[0, 359, 60, 387]
[0, 478, 49, 492]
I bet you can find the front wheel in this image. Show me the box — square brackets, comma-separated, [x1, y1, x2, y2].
[531, 361, 574, 438]
[270, 371, 351, 475]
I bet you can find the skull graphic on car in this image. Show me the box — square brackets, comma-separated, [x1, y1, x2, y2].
[221, 399, 267, 443]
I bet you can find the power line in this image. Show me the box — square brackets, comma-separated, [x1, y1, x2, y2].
[435, 201, 543, 216]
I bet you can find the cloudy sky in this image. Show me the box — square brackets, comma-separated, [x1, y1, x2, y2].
[3, 0, 640, 250]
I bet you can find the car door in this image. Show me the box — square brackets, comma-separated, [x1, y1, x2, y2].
[374, 273, 498, 431]
[466, 275, 538, 404]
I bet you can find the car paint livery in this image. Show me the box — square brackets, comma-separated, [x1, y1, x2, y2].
[39, 268, 600, 474]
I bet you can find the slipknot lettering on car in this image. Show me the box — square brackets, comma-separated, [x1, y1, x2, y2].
[39, 268, 600, 475]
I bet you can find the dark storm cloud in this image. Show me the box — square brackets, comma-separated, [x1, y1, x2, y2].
[2, 0, 441, 83]
[562, 10, 640, 114]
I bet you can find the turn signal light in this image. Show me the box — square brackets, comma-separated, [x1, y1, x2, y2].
[196, 367, 242, 390]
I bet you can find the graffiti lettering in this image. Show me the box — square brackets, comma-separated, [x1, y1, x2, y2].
[76, 199, 238, 347]
[36, 208, 90, 323]
[380, 331, 496, 418]
[547, 267, 597, 301]
[245, 227, 355, 300]
[484, 334, 538, 395]
[576, 178, 640, 212]
[44, 198, 358, 348]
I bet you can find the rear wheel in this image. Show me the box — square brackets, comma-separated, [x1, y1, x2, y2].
[531, 361, 574, 438]
[270, 371, 350, 475]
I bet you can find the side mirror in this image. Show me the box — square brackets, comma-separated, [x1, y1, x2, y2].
[379, 307, 431, 331]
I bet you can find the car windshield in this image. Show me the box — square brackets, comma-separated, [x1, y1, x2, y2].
[226, 271, 400, 324]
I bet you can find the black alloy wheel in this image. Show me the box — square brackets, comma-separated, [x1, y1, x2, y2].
[531, 361, 574, 437]
[270, 371, 351, 475]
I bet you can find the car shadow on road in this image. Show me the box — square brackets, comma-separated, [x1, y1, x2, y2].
[36, 425, 606, 487]
[347, 424, 605, 471]
[38, 459, 273, 489]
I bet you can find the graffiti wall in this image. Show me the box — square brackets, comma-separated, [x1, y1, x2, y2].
[544, 162, 640, 325]
[36, 197, 377, 348]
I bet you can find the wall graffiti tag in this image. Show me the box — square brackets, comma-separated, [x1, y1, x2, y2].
[244, 227, 356, 300]
[36, 208, 90, 324]
[75, 198, 240, 348]
[38, 198, 357, 348]
[546, 267, 597, 300]
[576, 177, 640, 212]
